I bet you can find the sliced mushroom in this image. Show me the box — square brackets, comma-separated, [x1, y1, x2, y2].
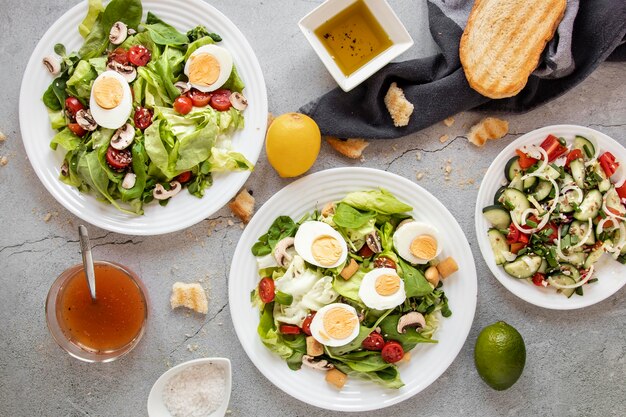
[75, 109, 97, 131]
[365, 231, 382, 253]
[174, 81, 191, 95]
[397, 312, 426, 334]
[109, 21, 128, 45]
[60, 161, 69, 177]
[230, 92, 248, 111]
[122, 172, 136, 189]
[302, 355, 334, 371]
[127, 28, 137, 36]
[107, 61, 137, 83]
[110, 123, 135, 150]
[273, 237, 295, 268]
[43, 55, 61, 76]
[153, 181, 182, 200]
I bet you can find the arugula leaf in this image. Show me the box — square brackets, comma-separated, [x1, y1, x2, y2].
[333, 203, 376, 229]
[378, 314, 437, 351]
[78, 0, 104, 38]
[251, 216, 297, 256]
[398, 258, 433, 298]
[144, 12, 189, 46]
[341, 189, 412, 215]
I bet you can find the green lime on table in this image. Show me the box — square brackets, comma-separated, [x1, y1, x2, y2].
[474, 321, 526, 390]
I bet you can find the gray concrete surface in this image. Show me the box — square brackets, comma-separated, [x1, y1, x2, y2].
[1, 1, 625, 416]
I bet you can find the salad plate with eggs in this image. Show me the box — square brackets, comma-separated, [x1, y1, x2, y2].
[229, 168, 477, 412]
[20, 0, 267, 234]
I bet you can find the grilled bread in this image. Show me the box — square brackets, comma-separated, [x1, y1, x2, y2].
[460, 0, 566, 99]
[384, 82, 414, 127]
[170, 282, 208, 314]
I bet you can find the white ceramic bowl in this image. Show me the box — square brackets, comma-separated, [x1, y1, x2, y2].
[147, 357, 232, 417]
[19, 0, 267, 235]
[299, 0, 413, 92]
[475, 125, 626, 310]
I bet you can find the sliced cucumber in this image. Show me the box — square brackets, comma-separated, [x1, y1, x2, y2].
[504, 255, 542, 279]
[494, 186, 508, 205]
[569, 220, 595, 246]
[509, 174, 524, 191]
[505, 156, 522, 181]
[543, 165, 561, 181]
[559, 263, 581, 281]
[562, 172, 574, 185]
[532, 179, 553, 201]
[549, 274, 576, 297]
[570, 159, 586, 189]
[483, 205, 512, 229]
[574, 190, 603, 221]
[538, 258, 548, 274]
[573, 136, 595, 161]
[605, 187, 626, 215]
[488, 229, 509, 265]
[523, 175, 537, 190]
[502, 188, 531, 223]
[584, 246, 605, 269]
[593, 163, 611, 193]
[559, 188, 582, 214]
[557, 250, 586, 267]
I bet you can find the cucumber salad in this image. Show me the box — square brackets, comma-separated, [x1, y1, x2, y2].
[250, 190, 459, 389]
[483, 134, 626, 297]
[41, 0, 252, 214]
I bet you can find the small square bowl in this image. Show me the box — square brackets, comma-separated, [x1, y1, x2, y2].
[299, 0, 414, 92]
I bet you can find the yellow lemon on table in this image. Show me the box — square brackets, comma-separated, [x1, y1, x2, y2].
[265, 113, 321, 177]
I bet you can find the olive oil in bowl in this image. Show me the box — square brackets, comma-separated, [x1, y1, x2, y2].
[314, 0, 393, 77]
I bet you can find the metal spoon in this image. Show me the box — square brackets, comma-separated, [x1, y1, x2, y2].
[78, 225, 96, 301]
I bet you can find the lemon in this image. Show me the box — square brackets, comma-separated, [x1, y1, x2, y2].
[474, 321, 526, 391]
[265, 113, 321, 177]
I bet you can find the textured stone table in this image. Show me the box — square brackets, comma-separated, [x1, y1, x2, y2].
[1, 1, 625, 416]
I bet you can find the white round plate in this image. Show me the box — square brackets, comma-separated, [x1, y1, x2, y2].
[19, 0, 267, 235]
[475, 125, 626, 310]
[229, 167, 477, 412]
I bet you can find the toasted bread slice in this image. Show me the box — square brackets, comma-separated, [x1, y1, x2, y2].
[325, 137, 369, 159]
[170, 282, 208, 314]
[384, 82, 414, 127]
[460, 0, 566, 99]
[229, 189, 255, 223]
[468, 117, 509, 146]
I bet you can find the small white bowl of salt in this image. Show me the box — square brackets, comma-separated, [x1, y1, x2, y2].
[147, 358, 232, 417]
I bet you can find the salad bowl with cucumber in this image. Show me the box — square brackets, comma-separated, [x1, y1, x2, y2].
[476, 126, 626, 309]
[20, 0, 267, 235]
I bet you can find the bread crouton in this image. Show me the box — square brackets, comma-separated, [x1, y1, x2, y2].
[325, 137, 369, 159]
[229, 189, 255, 223]
[170, 282, 208, 314]
[384, 82, 414, 127]
[468, 117, 509, 147]
[325, 368, 348, 389]
[340, 259, 359, 280]
[437, 256, 459, 279]
[306, 336, 324, 357]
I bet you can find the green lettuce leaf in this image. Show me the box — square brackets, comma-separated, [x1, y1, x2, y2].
[50, 128, 81, 152]
[334, 361, 404, 389]
[378, 314, 437, 351]
[101, 0, 142, 31]
[48, 110, 66, 130]
[208, 148, 253, 172]
[222, 65, 245, 93]
[144, 12, 189, 46]
[333, 269, 365, 303]
[184, 36, 215, 60]
[78, 0, 104, 38]
[251, 216, 297, 256]
[144, 120, 174, 178]
[175, 124, 217, 171]
[398, 258, 433, 298]
[66, 60, 97, 100]
[342, 189, 412, 215]
[333, 202, 376, 229]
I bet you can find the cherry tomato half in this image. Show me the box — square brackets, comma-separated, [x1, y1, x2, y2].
[210, 89, 232, 111]
[358, 245, 374, 258]
[67, 122, 86, 137]
[176, 171, 192, 184]
[128, 45, 151, 66]
[258, 277, 275, 303]
[381, 340, 404, 363]
[302, 313, 315, 336]
[532, 272, 546, 287]
[134, 107, 153, 130]
[188, 89, 212, 107]
[373, 256, 397, 270]
[362, 332, 385, 351]
[279, 324, 301, 335]
[108, 47, 129, 65]
[65, 97, 84, 118]
[105, 146, 132, 170]
[174, 96, 193, 115]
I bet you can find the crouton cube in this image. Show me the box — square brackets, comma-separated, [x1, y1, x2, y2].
[306, 336, 324, 357]
[228, 189, 255, 223]
[325, 368, 348, 390]
[437, 256, 459, 278]
[340, 259, 359, 280]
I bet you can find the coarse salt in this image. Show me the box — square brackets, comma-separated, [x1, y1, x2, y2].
[163, 362, 226, 417]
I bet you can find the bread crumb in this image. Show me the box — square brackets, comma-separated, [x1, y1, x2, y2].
[384, 82, 414, 127]
[439, 134, 449, 143]
[443, 117, 455, 127]
[187, 344, 199, 352]
[43, 213, 53, 222]
[416, 172, 424, 181]
[468, 117, 509, 147]
[0, 131, 6, 142]
[0, 156, 8, 166]
[227, 219, 234, 226]
[228, 189, 255, 223]
[325, 137, 369, 159]
[415, 151, 422, 161]
[170, 282, 208, 314]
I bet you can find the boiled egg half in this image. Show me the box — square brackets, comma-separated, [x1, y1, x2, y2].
[310, 303, 360, 347]
[294, 221, 348, 268]
[358, 267, 406, 310]
[184, 44, 233, 92]
[89, 70, 132, 129]
[393, 221, 442, 264]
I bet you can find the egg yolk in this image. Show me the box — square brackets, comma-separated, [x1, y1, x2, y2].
[375, 274, 401, 296]
[93, 76, 124, 109]
[311, 235, 343, 266]
[410, 235, 438, 260]
[323, 307, 357, 339]
[188, 53, 221, 87]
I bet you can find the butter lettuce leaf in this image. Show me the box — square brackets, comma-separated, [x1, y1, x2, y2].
[341, 189, 412, 215]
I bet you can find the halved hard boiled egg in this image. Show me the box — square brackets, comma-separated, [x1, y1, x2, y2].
[358, 267, 406, 310]
[294, 221, 348, 268]
[184, 44, 233, 92]
[393, 221, 442, 264]
[310, 303, 360, 347]
[89, 70, 132, 129]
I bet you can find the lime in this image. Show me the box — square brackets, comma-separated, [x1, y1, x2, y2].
[474, 321, 526, 390]
[265, 113, 321, 177]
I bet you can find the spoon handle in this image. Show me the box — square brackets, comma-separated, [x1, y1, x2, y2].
[78, 225, 96, 300]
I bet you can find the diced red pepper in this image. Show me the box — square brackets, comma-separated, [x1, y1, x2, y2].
[617, 183, 626, 201]
[515, 149, 538, 169]
[598, 152, 619, 177]
[507, 224, 521, 244]
[532, 273, 546, 286]
[565, 149, 583, 167]
[510, 242, 526, 254]
[517, 233, 529, 244]
[279, 324, 301, 335]
[540, 134, 568, 162]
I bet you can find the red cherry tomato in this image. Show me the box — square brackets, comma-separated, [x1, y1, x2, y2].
[67, 122, 86, 137]
[133, 107, 153, 130]
[565, 149, 583, 167]
[357, 245, 374, 258]
[209, 91, 232, 111]
[302, 313, 315, 336]
[532, 273, 546, 287]
[105, 146, 132, 170]
[279, 324, 301, 335]
[188, 89, 212, 107]
[362, 332, 385, 351]
[64, 97, 84, 118]
[381, 340, 404, 363]
[373, 256, 397, 270]
[108, 47, 129, 65]
[540, 134, 568, 162]
[258, 277, 275, 303]
[176, 171, 192, 184]
[128, 45, 151, 66]
[174, 96, 193, 115]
